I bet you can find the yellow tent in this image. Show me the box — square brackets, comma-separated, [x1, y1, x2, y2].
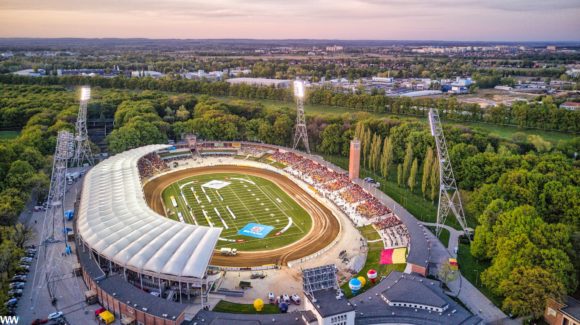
[98, 310, 115, 325]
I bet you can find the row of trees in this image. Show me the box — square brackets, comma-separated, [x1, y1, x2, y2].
[0, 84, 61, 313]
[1, 74, 578, 133]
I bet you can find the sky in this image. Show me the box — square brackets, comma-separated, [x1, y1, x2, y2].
[0, 0, 579, 41]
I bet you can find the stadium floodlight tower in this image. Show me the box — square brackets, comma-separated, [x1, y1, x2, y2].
[31, 130, 75, 306]
[429, 108, 470, 239]
[72, 86, 94, 167]
[292, 80, 311, 154]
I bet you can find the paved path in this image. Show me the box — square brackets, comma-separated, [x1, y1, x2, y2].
[421, 222, 463, 257]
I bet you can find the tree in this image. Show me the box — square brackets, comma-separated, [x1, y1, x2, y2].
[408, 158, 418, 191]
[402, 142, 414, 181]
[421, 147, 434, 198]
[527, 135, 552, 152]
[438, 260, 459, 285]
[397, 164, 403, 186]
[380, 137, 393, 178]
[499, 267, 565, 318]
[319, 124, 342, 155]
[429, 159, 439, 202]
[369, 134, 382, 171]
[175, 105, 190, 121]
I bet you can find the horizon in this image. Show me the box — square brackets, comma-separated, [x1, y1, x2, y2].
[1, 0, 579, 41]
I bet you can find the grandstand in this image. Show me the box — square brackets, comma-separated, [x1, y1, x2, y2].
[77, 145, 222, 305]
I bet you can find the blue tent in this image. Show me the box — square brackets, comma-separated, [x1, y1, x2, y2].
[64, 210, 74, 220]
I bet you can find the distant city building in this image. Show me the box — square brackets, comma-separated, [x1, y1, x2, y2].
[0, 51, 14, 58]
[229, 68, 252, 77]
[12, 69, 45, 77]
[566, 68, 580, 78]
[226, 77, 291, 88]
[494, 85, 513, 91]
[183, 69, 223, 81]
[131, 70, 164, 78]
[325, 45, 344, 52]
[560, 102, 580, 111]
[547, 45, 557, 51]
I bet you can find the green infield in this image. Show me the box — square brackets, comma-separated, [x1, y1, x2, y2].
[161, 173, 312, 251]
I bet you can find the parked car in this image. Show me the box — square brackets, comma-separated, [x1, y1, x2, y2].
[282, 294, 290, 303]
[9, 282, 24, 289]
[291, 294, 301, 305]
[11, 275, 26, 282]
[268, 292, 275, 303]
[4, 298, 18, 306]
[8, 289, 23, 297]
[21, 257, 33, 263]
[47, 311, 63, 320]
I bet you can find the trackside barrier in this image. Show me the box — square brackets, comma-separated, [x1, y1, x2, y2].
[214, 264, 278, 272]
[287, 235, 341, 268]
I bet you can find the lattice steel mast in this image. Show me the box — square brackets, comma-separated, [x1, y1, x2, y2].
[31, 130, 74, 306]
[72, 86, 94, 167]
[429, 108, 469, 238]
[292, 80, 310, 154]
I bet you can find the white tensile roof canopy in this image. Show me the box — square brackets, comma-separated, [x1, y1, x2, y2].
[77, 145, 222, 279]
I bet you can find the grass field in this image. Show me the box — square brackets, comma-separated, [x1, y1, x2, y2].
[458, 243, 502, 307]
[161, 173, 312, 251]
[213, 300, 280, 314]
[0, 130, 19, 140]
[340, 226, 406, 298]
[219, 97, 572, 144]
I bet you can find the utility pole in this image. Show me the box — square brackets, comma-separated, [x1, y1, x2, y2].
[292, 80, 310, 154]
[429, 108, 470, 239]
[72, 86, 94, 167]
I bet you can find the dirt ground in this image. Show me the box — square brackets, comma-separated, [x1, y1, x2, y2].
[143, 165, 340, 267]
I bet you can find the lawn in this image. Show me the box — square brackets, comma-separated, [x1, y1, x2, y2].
[457, 243, 502, 307]
[0, 130, 19, 140]
[212, 300, 280, 314]
[339, 225, 405, 298]
[358, 224, 382, 241]
[219, 97, 573, 144]
[161, 173, 312, 251]
[426, 226, 450, 248]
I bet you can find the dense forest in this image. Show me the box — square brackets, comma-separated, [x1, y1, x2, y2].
[0, 82, 578, 318]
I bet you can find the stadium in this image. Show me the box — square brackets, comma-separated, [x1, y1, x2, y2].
[75, 138, 473, 325]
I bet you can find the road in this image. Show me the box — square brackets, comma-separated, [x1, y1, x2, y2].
[15, 174, 100, 324]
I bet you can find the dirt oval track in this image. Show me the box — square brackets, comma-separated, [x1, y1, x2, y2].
[143, 165, 340, 267]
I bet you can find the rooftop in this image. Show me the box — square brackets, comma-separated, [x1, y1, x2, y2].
[189, 310, 317, 325]
[77, 145, 222, 279]
[351, 271, 481, 325]
[77, 240, 187, 319]
[306, 288, 354, 318]
[561, 296, 580, 321]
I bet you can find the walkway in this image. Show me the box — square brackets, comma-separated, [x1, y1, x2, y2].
[421, 222, 463, 257]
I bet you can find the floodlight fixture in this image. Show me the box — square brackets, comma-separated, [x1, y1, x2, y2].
[293, 80, 305, 98]
[428, 109, 436, 137]
[80, 87, 91, 101]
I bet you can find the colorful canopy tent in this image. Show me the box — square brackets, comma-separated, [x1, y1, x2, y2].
[98, 310, 115, 325]
[380, 247, 407, 264]
[449, 258, 459, 271]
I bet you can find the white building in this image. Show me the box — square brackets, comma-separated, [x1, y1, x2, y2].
[226, 78, 291, 88]
[131, 70, 164, 78]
